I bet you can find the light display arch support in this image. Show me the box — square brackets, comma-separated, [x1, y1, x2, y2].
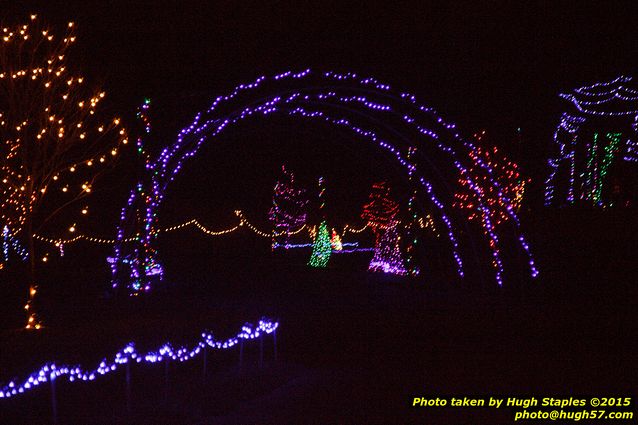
[111, 69, 538, 294]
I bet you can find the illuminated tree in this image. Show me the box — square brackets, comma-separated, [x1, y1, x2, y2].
[0, 15, 129, 328]
[361, 182, 407, 275]
[307, 176, 331, 267]
[268, 165, 307, 249]
[454, 140, 529, 227]
[308, 220, 331, 267]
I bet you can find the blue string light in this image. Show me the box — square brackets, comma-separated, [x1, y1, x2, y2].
[2, 225, 28, 264]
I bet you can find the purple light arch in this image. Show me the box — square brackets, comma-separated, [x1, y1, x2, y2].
[111, 69, 538, 294]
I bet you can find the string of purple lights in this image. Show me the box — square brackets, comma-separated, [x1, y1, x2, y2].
[0, 319, 278, 400]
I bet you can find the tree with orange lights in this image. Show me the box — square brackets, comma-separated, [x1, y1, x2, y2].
[0, 15, 129, 328]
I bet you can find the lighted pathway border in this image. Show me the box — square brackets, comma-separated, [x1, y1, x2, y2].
[0, 318, 278, 399]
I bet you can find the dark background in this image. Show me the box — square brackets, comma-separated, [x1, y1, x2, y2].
[1, 2, 637, 424]
[2, 0, 636, 243]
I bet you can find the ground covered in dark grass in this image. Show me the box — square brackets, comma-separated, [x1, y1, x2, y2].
[1, 210, 637, 424]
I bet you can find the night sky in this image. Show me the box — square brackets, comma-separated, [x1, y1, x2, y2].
[4, 0, 638, 231]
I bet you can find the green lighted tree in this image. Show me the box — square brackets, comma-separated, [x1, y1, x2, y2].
[308, 176, 330, 267]
[308, 220, 331, 268]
